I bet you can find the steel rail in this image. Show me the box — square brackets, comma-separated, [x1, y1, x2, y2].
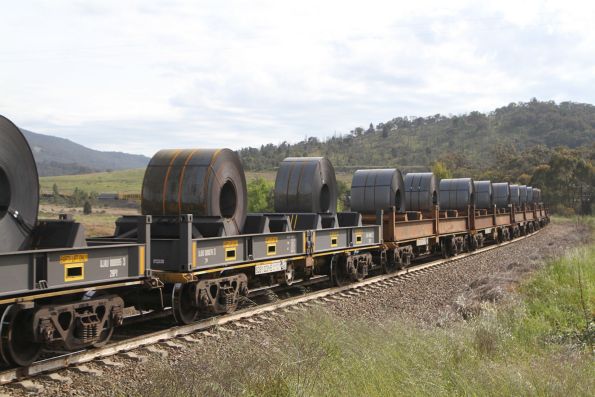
[0, 230, 542, 385]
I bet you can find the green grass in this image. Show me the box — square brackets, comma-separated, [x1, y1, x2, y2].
[40, 168, 355, 196]
[40, 168, 145, 195]
[133, 221, 594, 397]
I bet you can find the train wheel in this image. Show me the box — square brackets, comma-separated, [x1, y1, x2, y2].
[172, 283, 199, 325]
[383, 249, 401, 274]
[0, 305, 41, 367]
[331, 255, 350, 287]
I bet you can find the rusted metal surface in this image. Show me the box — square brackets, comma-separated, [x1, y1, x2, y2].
[141, 148, 247, 235]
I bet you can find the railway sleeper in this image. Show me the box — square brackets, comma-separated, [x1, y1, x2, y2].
[0, 295, 124, 367]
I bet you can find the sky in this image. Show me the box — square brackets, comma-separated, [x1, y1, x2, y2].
[1, 0, 595, 156]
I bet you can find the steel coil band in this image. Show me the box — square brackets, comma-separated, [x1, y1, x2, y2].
[404, 172, 437, 211]
[0, 116, 39, 252]
[492, 182, 510, 209]
[438, 178, 475, 211]
[350, 169, 405, 213]
[473, 180, 493, 209]
[274, 157, 337, 213]
[141, 148, 247, 234]
[518, 185, 528, 205]
[509, 184, 520, 207]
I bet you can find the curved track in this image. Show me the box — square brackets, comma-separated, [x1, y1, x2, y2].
[0, 229, 542, 386]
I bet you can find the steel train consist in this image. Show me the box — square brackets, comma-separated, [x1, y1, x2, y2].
[0, 116, 549, 366]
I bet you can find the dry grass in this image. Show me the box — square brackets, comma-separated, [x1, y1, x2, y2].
[39, 204, 138, 236]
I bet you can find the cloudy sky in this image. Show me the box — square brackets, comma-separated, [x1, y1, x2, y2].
[1, 0, 594, 155]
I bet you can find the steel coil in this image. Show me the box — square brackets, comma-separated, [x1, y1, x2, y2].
[533, 188, 541, 203]
[351, 169, 405, 213]
[509, 184, 520, 207]
[473, 180, 493, 209]
[274, 157, 337, 213]
[526, 186, 534, 203]
[439, 178, 475, 211]
[404, 172, 437, 211]
[519, 185, 528, 205]
[141, 148, 247, 235]
[492, 182, 510, 209]
[0, 116, 39, 252]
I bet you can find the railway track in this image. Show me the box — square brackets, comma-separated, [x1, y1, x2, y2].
[0, 230, 541, 387]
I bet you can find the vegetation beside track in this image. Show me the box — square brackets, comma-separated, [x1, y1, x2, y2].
[140, 218, 594, 397]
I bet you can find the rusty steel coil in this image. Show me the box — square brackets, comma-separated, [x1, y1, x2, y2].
[0, 116, 39, 252]
[492, 182, 510, 209]
[351, 169, 405, 213]
[509, 184, 520, 207]
[274, 157, 337, 213]
[404, 172, 437, 211]
[473, 180, 493, 209]
[518, 185, 528, 205]
[438, 178, 475, 211]
[141, 148, 247, 234]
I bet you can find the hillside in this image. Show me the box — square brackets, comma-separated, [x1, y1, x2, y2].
[239, 100, 595, 173]
[22, 129, 149, 176]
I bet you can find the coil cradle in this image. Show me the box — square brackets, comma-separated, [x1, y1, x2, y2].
[274, 157, 338, 213]
[0, 116, 39, 252]
[404, 172, 437, 212]
[351, 169, 405, 213]
[473, 180, 493, 209]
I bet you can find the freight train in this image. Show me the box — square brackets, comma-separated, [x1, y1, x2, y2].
[0, 116, 549, 366]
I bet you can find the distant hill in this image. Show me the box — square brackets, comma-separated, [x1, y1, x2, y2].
[22, 129, 150, 176]
[239, 100, 595, 174]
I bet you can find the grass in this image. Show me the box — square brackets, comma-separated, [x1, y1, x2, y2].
[130, 219, 594, 397]
[40, 168, 145, 195]
[40, 169, 354, 195]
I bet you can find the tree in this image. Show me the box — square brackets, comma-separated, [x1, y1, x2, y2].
[83, 201, 92, 215]
[432, 161, 452, 180]
[247, 177, 274, 212]
[52, 183, 60, 203]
